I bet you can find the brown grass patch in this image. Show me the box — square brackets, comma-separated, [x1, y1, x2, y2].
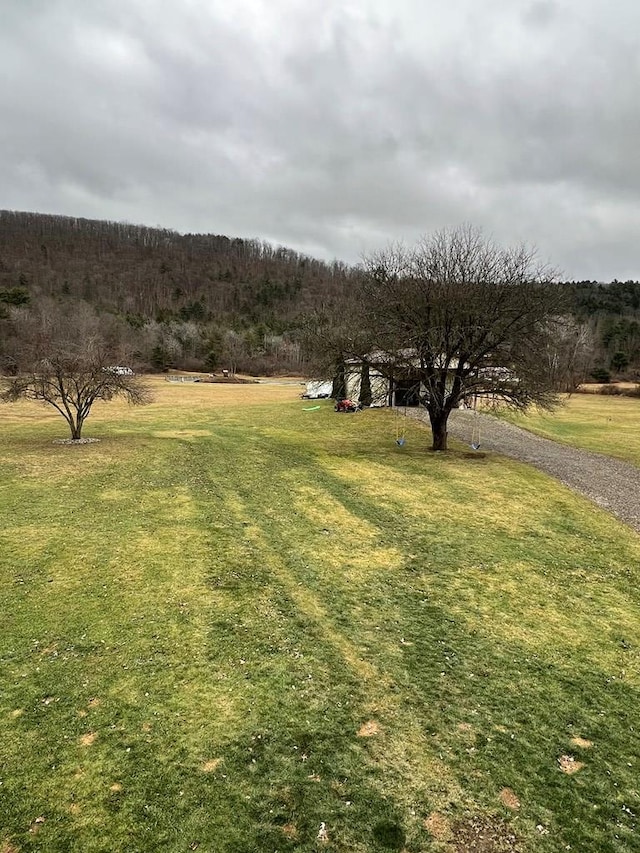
[452, 815, 522, 852]
[423, 812, 452, 841]
[558, 754, 584, 774]
[1, 841, 20, 853]
[570, 736, 593, 749]
[201, 758, 223, 773]
[68, 803, 81, 815]
[87, 697, 101, 708]
[79, 732, 97, 747]
[152, 430, 212, 439]
[357, 720, 381, 737]
[142, 721, 152, 732]
[110, 783, 123, 792]
[499, 788, 520, 810]
[10, 709, 23, 718]
[281, 824, 298, 840]
[142, 374, 302, 408]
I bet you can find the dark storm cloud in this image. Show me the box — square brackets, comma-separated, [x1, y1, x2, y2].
[1, 0, 639, 278]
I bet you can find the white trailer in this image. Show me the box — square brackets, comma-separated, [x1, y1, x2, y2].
[302, 380, 333, 399]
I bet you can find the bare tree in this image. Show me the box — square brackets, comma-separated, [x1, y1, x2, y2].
[543, 318, 595, 392]
[223, 330, 246, 376]
[361, 225, 568, 451]
[1, 307, 151, 440]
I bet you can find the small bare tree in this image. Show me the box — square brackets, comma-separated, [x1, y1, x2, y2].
[361, 225, 568, 450]
[1, 306, 151, 440]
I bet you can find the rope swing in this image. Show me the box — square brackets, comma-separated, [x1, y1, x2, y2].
[470, 396, 481, 450]
[395, 392, 407, 447]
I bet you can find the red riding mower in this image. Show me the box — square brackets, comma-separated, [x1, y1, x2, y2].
[334, 398, 361, 413]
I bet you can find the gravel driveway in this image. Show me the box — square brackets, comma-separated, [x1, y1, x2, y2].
[405, 408, 640, 534]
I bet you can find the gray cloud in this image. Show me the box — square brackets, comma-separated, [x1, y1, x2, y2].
[1, 0, 639, 278]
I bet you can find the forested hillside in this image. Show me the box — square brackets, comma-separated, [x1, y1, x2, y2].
[0, 210, 355, 374]
[1, 209, 639, 378]
[569, 280, 640, 379]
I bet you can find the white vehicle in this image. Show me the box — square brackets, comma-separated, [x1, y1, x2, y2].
[105, 366, 134, 376]
[302, 380, 332, 399]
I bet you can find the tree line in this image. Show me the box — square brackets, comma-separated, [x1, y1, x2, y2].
[1, 209, 639, 380]
[3, 218, 639, 449]
[0, 209, 357, 376]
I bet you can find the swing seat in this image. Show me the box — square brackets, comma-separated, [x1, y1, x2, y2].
[396, 438, 406, 447]
[471, 442, 481, 451]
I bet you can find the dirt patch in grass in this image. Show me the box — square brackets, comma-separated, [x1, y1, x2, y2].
[79, 732, 97, 747]
[28, 817, 46, 835]
[1, 840, 20, 853]
[499, 788, 520, 810]
[281, 823, 298, 840]
[570, 736, 593, 749]
[451, 815, 522, 852]
[357, 720, 381, 737]
[558, 754, 584, 774]
[201, 758, 223, 773]
[110, 783, 122, 792]
[52, 438, 101, 445]
[152, 430, 212, 439]
[423, 812, 452, 841]
[87, 697, 101, 708]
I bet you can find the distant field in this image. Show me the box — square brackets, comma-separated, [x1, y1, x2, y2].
[495, 393, 640, 467]
[1, 380, 639, 852]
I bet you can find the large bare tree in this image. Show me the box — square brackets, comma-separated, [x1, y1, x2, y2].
[361, 225, 568, 451]
[1, 305, 151, 440]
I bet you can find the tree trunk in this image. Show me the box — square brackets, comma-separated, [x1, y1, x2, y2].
[332, 361, 347, 400]
[359, 360, 372, 407]
[69, 416, 83, 440]
[429, 410, 448, 451]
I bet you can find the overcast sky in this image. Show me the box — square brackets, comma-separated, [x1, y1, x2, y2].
[2, 0, 639, 279]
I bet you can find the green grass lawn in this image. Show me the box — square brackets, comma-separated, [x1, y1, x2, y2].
[495, 394, 640, 467]
[1, 382, 639, 852]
